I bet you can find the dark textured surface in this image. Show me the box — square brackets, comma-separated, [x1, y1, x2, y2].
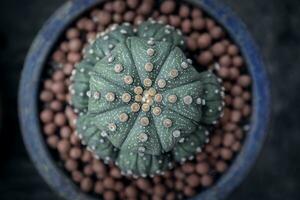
[0, 0, 299, 200]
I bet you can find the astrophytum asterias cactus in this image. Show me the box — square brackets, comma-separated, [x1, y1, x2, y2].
[71, 20, 224, 177]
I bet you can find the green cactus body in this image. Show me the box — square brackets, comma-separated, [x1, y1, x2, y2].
[71, 20, 224, 177]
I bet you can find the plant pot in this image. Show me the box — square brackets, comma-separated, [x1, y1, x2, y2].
[18, 0, 270, 199]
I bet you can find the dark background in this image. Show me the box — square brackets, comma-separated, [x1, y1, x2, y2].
[0, 0, 299, 199]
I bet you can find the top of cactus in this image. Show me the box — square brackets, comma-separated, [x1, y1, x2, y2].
[71, 20, 224, 177]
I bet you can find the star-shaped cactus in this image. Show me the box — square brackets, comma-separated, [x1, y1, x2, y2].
[71, 21, 224, 177]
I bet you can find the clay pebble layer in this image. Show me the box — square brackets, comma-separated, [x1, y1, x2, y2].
[39, 0, 252, 199]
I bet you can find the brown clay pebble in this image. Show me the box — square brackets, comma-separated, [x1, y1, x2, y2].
[113, 13, 123, 23]
[60, 42, 69, 52]
[224, 95, 232, 105]
[114, 181, 124, 192]
[196, 153, 207, 162]
[63, 63, 73, 75]
[68, 38, 82, 52]
[60, 126, 71, 138]
[165, 179, 174, 188]
[234, 128, 244, 140]
[232, 141, 242, 152]
[220, 148, 233, 160]
[86, 32, 97, 42]
[67, 52, 81, 63]
[154, 184, 166, 197]
[136, 178, 151, 191]
[92, 160, 106, 176]
[80, 177, 93, 192]
[81, 150, 92, 162]
[76, 18, 86, 30]
[216, 161, 228, 173]
[83, 165, 93, 176]
[94, 181, 105, 194]
[113, 0, 126, 14]
[103, 2, 113, 12]
[228, 44, 239, 56]
[43, 123, 56, 135]
[47, 135, 59, 148]
[69, 147, 82, 159]
[190, 32, 200, 40]
[205, 18, 215, 30]
[125, 186, 138, 198]
[175, 180, 184, 191]
[243, 105, 251, 117]
[212, 149, 220, 158]
[219, 55, 232, 67]
[110, 167, 122, 179]
[211, 134, 222, 147]
[44, 79, 53, 90]
[198, 51, 213, 65]
[50, 100, 63, 111]
[186, 174, 201, 188]
[223, 133, 235, 147]
[210, 26, 224, 39]
[238, 75, 251, 87]
[166, 192, 176, 200]
[160, 0, 176, 14]
[51, 81, 65, 94]
[163, 171, 172, 179]
[233, 97, 244, 109]
[83, 19, 95, 31]
[65, 159, 78, 171]
[169, 15, 181, 28]
[231, 85, 243, 96]
[40, 90, 54, 102]
[192, 18, 205, 31]
[197, 33, 212, 49]
[179, 5, 190, 18]
[233, 56, 244, 68]
[134, 15, 145, 25]
[72, 170, 83, 183]
[182, 163, 195, 174]
[174, 169, 185, 180]
[231, 110, 241, 122]
[211, 43, 226, 57]
[186, 37, 197, 51]
[243, 91, 251, 101]
[191, 8, 202, 18]
[54, 113, 66, 126]
[124, 11, 135, 22]
[104, 190, 116, 200]
[184, 186, 196, 197]
[96, 11, 112, 26]
[66, 28, 80, 39]
[56, 93, 66, 101]
[196, 162, 209, 175]
[40, 109, 54, 123]
[201, 175, 213, 187]
[217, 67, 229, 78]
[103, 177, 115, 190]
[138, 1, 154, 15]
[57, 140, 71, 153]
[70, 133, 80, 145]
[52, 50, 65, 63]
[127, 0, 139, 9]
[181, 19, 192, 33]
[229, 67, 240, 80]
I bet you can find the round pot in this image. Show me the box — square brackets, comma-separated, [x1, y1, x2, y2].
[18, 0, 270, 199]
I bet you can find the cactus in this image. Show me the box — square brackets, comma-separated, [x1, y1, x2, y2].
[71, 20, 224, 177]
